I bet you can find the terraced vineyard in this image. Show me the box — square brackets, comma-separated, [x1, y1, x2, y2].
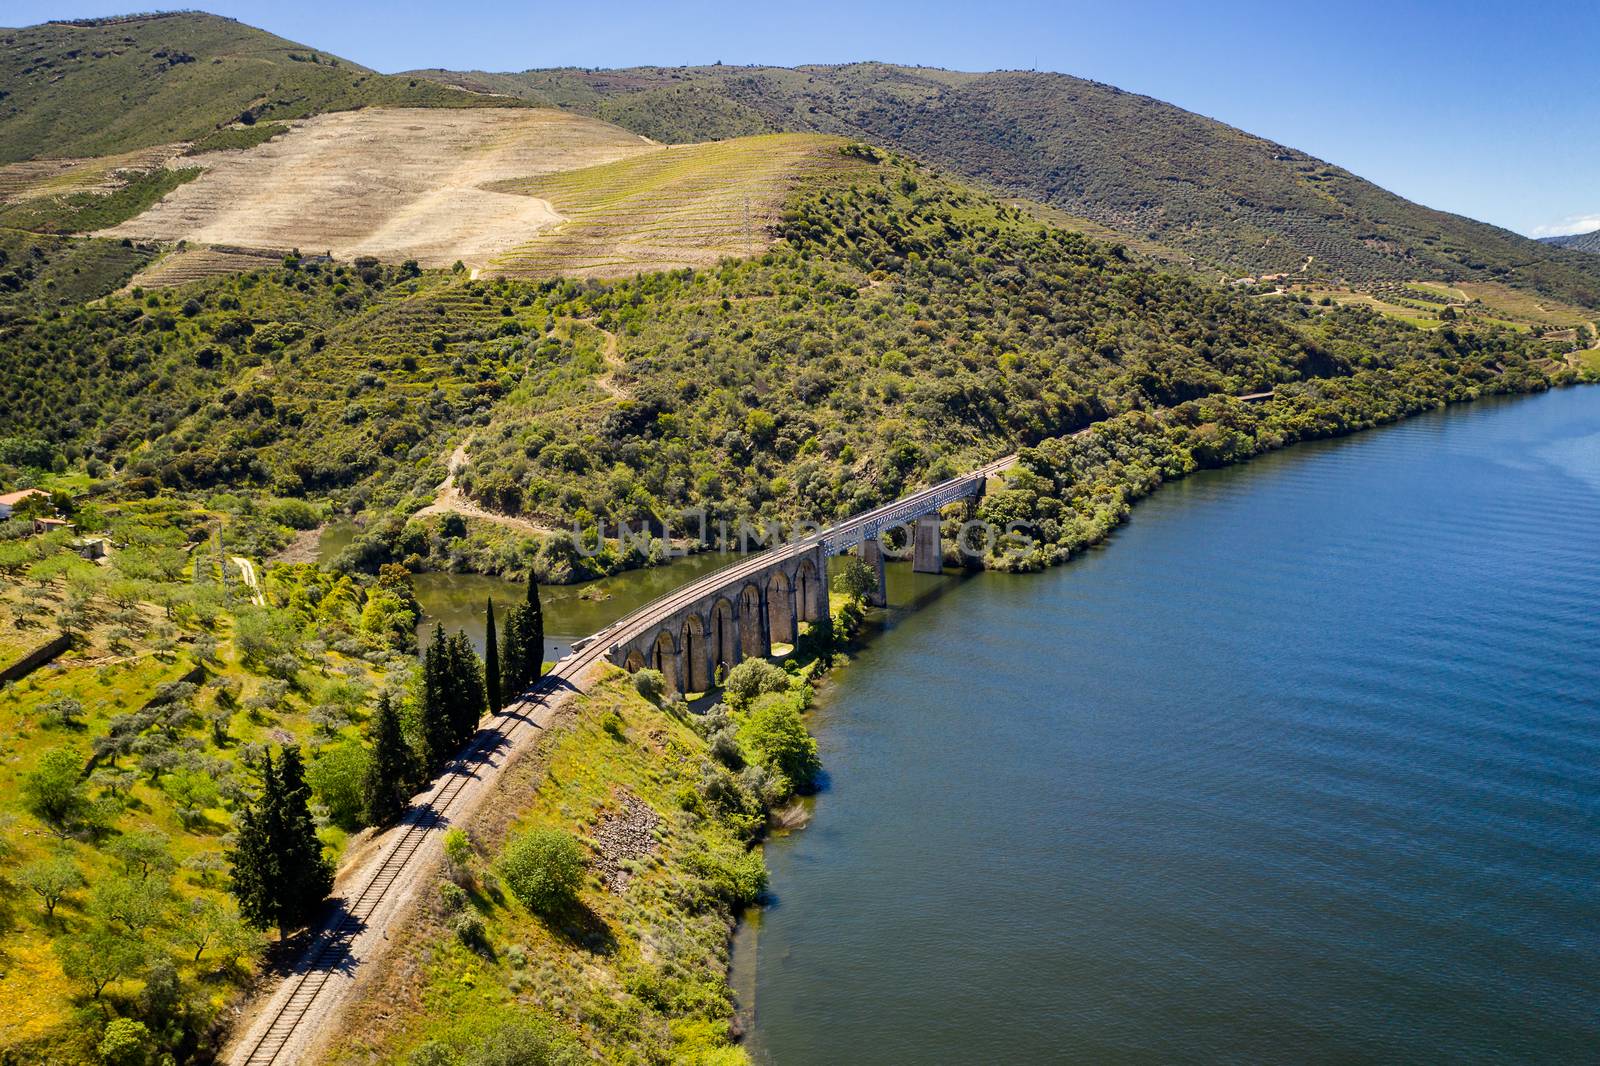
[418, 62, 1600, 309]
[124, 245, 289, 290]
[489, 133, 867, 278]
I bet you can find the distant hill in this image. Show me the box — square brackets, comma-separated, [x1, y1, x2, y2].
[0, 12, 513, 163]
[1542, 229, 1600, 255]
[413, 63, 1600, 308]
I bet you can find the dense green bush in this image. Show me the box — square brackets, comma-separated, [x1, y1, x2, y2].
[499, 827, 585, 915]
[720, 659, 789, 711]
[737, 692, 820, 797]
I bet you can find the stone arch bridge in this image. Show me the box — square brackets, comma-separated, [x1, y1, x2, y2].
[599, 455, 1016, 694]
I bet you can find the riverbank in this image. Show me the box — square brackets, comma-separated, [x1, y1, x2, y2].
[738, 385, 1600, 1063]
[318, 662, 829, 1065]
[972, 350, 1579, 573]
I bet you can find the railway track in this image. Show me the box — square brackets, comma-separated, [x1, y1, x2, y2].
[229, 455, 1016, 1065]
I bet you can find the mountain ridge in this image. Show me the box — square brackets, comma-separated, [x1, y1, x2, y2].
[410, 61, 1600, 308]
[1541, 229, 1600, 255]
[0, 11, 516, 164]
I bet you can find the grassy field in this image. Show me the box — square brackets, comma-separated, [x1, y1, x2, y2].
[1453, 280, 1595, 328]
[1291, 279, 1594, 334]
[489, 133, 868, 278]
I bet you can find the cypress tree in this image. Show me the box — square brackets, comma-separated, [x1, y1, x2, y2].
[229, 751, 280, 933]
[484, 598, 502, 712]
[276, 746, 333, 932]
[421, 625, 454, 772]
[362, 692, 412, 827]
[229, 747, 334, 937]
[526, 572, 545, 682]
[446, 630, 485, 749]
[500, 603, 528, 697]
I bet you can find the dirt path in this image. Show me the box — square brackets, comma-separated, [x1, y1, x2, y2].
[231, 555, 266, 607]
[413, 440, 560, 536]
[590, 322, 631, 399]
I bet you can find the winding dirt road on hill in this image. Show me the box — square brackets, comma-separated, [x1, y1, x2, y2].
[413, 440, 559, 536]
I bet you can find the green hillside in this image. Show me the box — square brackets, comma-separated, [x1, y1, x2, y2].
[0, 64, 1586, 1064]
[413, 63, 1600, 308]
[0, 12, 515, 163]
[1, 148, 1572, 545]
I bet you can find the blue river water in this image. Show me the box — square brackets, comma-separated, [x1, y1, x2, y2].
[737, 387, 1600, 1064]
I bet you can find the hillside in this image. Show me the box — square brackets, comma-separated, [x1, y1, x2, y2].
[414, 63, 1600, 308]
[97, 107, 656, 271]
[0, 34, 1588, 1062]
[487, 132, 865, 277]
[0, 12, 513, 164]
[2, 147, 1571, 548]
[1543, 229, 1600, 255]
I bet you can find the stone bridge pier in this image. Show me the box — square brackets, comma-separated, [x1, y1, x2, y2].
[607, 543, 830, 696]
[851, 481, 986, 606]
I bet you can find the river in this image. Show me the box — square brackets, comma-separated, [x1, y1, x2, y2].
[315, 527, 736, 661]
[735, 388, 1600, 1063]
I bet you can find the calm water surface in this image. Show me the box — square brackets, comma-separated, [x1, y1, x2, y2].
[739, 388, 1600, 1064]
[409, 552, 734, 659]
[318, 520, 738, 658]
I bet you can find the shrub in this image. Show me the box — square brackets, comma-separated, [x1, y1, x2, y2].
[438, 880, 468, 914]
[451, 910, 487, 951]
[721, 659, 789, 710]
[499, 827, 585, 915]
[686, 842, 767, 908]
[98, 1017, 153, 1066]
[466, 1017, 581, 1066]
[737, 693, 820, 795]
[631, 668, 665, 703]
[442, 827, 473, 878]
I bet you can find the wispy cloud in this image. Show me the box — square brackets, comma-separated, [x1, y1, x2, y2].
[1531, 213, 1600, 238]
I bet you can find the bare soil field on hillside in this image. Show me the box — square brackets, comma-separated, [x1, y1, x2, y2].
[98, 108, 656, 269]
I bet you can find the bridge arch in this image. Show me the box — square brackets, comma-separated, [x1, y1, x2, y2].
[710, 597, 739, 681]
[796, 557, 823, 622]
[650, 629, 680, 694]
[680, 615, 711, 694]
[766, 570, 796, 650]
[739, 582, 767, 659]
[623, 649, 646, 673]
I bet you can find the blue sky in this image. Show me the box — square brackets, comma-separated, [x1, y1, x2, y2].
[12, 0, 1597, 238]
